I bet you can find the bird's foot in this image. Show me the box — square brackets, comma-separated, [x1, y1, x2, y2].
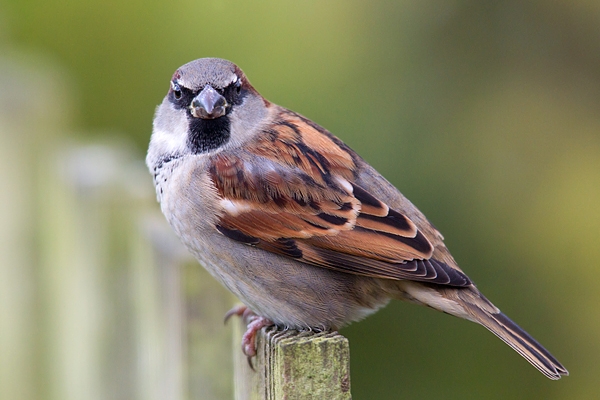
[240, 316, 273, 357]
[224, 304, 256, 325]
[224, 305, 274, 364]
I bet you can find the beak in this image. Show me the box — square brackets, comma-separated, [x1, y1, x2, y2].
[190, 85, 228, 119]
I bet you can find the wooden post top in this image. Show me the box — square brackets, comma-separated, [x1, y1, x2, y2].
[234, 323, 352, 400]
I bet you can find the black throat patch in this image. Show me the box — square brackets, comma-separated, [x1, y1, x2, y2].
[187, 116, 231, 154]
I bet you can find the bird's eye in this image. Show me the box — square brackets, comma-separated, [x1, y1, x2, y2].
[171, 82, 183, 100]
[234, 78, 242, 94]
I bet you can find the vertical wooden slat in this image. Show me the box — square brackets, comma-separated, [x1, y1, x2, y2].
[132, 213, 187, 400]
[0, 55, 41, 400]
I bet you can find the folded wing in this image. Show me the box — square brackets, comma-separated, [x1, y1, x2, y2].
[209, 109, 471, 287]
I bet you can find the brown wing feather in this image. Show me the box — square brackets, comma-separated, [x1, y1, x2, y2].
[211, 108, 471, 287]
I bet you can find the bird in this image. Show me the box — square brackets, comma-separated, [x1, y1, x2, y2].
[146, 57, 568, 379]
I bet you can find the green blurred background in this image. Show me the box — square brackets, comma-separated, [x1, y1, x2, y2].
[1, 0, 599, 399]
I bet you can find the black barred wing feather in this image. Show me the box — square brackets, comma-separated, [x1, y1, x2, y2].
[210, 108, 471, 287]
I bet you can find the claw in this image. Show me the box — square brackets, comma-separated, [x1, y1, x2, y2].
[224, 305, 273, 365]
[224, 304, 248, 324]
[241, 315, 273, 366]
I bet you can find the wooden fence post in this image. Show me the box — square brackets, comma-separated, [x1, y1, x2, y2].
[234, 323, 352, 400]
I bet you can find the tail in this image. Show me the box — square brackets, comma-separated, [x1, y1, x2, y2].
[475, 309, 568, 379]
[398, 282, 568, 379]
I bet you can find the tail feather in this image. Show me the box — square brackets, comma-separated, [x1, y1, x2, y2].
[397, 282, 568, 379]
[456, 288, 569, 379]
[478, 310, 568, 379]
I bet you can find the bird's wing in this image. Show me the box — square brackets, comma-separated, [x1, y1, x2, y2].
[209, 109, 470, 286]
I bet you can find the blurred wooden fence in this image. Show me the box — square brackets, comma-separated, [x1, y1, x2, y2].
[0, 54, 351, 400]
[0, 133, 239, 399]
[0, 55, 235, 399]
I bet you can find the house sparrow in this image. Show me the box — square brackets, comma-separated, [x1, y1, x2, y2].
[146, 57, 568, 379]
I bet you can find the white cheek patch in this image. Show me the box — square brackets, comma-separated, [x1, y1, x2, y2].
[224, 94, 270, 150]
[152, 126, 187, 157]
[151, 105, 190, 156]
